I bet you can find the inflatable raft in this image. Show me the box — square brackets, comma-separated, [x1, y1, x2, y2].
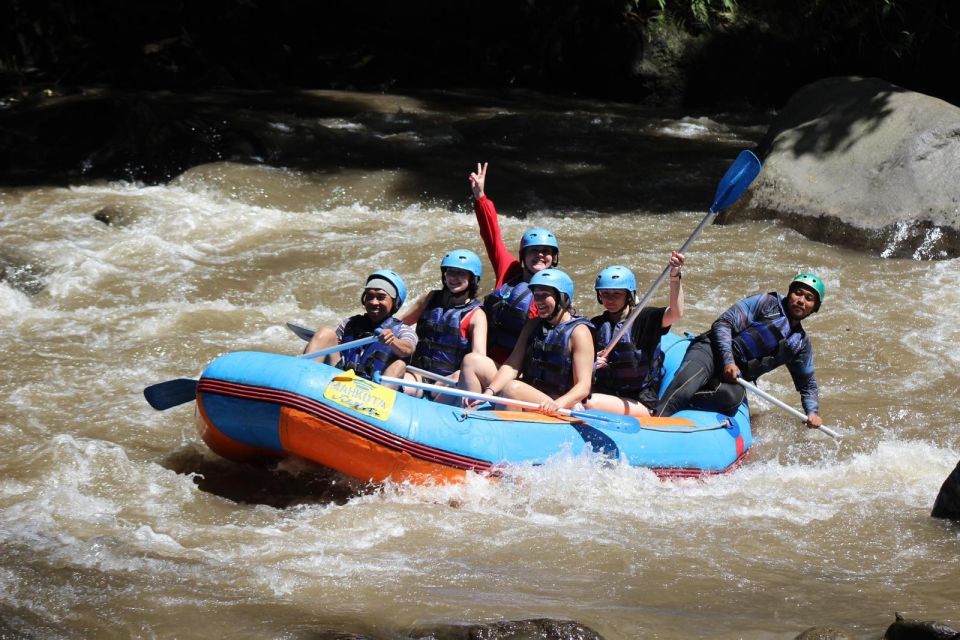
[194, 332, 751, 483]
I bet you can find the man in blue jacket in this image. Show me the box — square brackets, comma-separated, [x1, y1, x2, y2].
[655, 273, 826, 429]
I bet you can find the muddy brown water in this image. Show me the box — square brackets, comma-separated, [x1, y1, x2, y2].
[1, 89, 957, 639]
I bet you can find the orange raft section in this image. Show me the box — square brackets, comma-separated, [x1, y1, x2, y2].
[197, 394, 591, 484]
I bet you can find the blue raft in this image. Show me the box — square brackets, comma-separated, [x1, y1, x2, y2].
[194, 332, 751, 483]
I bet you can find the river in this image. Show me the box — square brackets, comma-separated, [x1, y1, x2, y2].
[1, 89, 957, 639]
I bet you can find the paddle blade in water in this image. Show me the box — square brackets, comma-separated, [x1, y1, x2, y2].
[144, 378, 198, 411]
[286, 322, 315, 342]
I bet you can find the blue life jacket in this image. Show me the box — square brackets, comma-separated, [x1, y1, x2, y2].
[731, 293, 805, 380]
[338, 315, 405, 380]
[411, 291, 482, 377]
[591, 316, 663, 397]
[522, 316, 593, 398]
[483, 277, 533, 360]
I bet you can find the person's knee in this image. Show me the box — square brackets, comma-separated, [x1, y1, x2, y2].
[305, 327, 337, 354]
[382, 360, 407, 379]
[716, 384, 746, 413]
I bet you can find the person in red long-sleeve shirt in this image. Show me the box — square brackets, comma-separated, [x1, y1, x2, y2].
[458, 162, 562, 395]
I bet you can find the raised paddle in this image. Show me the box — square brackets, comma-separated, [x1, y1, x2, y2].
[369, 373, 641, 433]
[598, 149, 762, 359]
[143, 334, 380, 411]
[736, 378, 840, 439]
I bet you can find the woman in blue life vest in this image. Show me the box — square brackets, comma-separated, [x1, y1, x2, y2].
[465, 268, 594, 416]
[304, 269, 417, 382]
[584, 251, 685, 417]
[396, 249, 487, 394]
[655, 273, 826, 431]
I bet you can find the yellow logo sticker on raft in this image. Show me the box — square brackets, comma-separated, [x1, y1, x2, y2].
[324, 370, 397, 421]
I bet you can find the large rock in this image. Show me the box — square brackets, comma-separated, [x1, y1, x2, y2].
[931, 459, 960, 521]
[884, 612, 960, 640]
[720, 77, 960, 259]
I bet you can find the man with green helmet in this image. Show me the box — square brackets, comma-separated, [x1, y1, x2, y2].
[655, 273, 826, 430]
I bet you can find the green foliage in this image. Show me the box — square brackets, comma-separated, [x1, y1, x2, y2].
[639, 0, 738, 28]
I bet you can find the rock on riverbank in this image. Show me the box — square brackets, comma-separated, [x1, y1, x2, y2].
[721, 77, 960, 259]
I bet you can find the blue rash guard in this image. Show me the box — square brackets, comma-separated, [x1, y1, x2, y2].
[711, 291, 819, 416]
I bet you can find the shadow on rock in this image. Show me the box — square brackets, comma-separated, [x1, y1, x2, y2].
[162, 446, 374, 508]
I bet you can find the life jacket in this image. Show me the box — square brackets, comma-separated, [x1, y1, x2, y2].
[522, 316, 594, 398]
[483, 277, 533, 362]
[731, 292, 805, 380]
[591, 315, 663, 396]
[338, 315, 405, 380]
[410, 291, 482, 377]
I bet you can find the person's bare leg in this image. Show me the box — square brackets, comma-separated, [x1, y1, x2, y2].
[584, 393, 652, 417]
[457, 352, 498, 393]
[381, 360, 414, 393]
[304, 327, 340, 365]
[501, 379, 553, 406]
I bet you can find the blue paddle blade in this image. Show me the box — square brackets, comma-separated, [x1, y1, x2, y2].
[144, 378, 198, 411]
[286, 322, 315, 342]
[710, 150, 761, 213]
[569, 409, 640, 433]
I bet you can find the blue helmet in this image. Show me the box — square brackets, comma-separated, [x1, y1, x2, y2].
[595, 265, 637, 303]
[528, 268, 575, 308]
[440, 248, 482, 284]
[519, 228, 560, 264]
[364, 269, 407, 309]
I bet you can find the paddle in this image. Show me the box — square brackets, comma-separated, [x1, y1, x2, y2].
[301, 334, 378, 360]
[143, 335, 380, 411]
[143, 378, 199, 411]
[370, 373, 640, 433]
[404, 364, 455, 386]
[598, 149, 762, 359]
[286, 322, 316, 342]
[736, 378, 840, 439]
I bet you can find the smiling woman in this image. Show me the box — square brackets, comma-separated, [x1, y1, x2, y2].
[467, 268, 595, 417]
[396, 248, 487, 391]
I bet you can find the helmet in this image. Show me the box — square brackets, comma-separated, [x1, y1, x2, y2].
[519, 228, 560, 264]
[594, 265, 637, 303]
[790, 272, 825, 311]
[364, 269, 407, 309]
[440, 248, 482, 284]
[528, 268, 575, 308]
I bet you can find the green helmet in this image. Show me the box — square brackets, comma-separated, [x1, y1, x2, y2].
[790, 273, 825, 311]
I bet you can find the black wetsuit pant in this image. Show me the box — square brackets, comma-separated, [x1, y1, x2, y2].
[655, 337, 745, 417]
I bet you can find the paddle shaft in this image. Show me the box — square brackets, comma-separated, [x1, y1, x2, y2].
[378, 375, 570, 415]
[301, 334, 378, 360]
[598, 150, 760, 359]
[404, 365, 455, 385]
[598, 215, 712, 358]
[736, 378, 839, 438]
